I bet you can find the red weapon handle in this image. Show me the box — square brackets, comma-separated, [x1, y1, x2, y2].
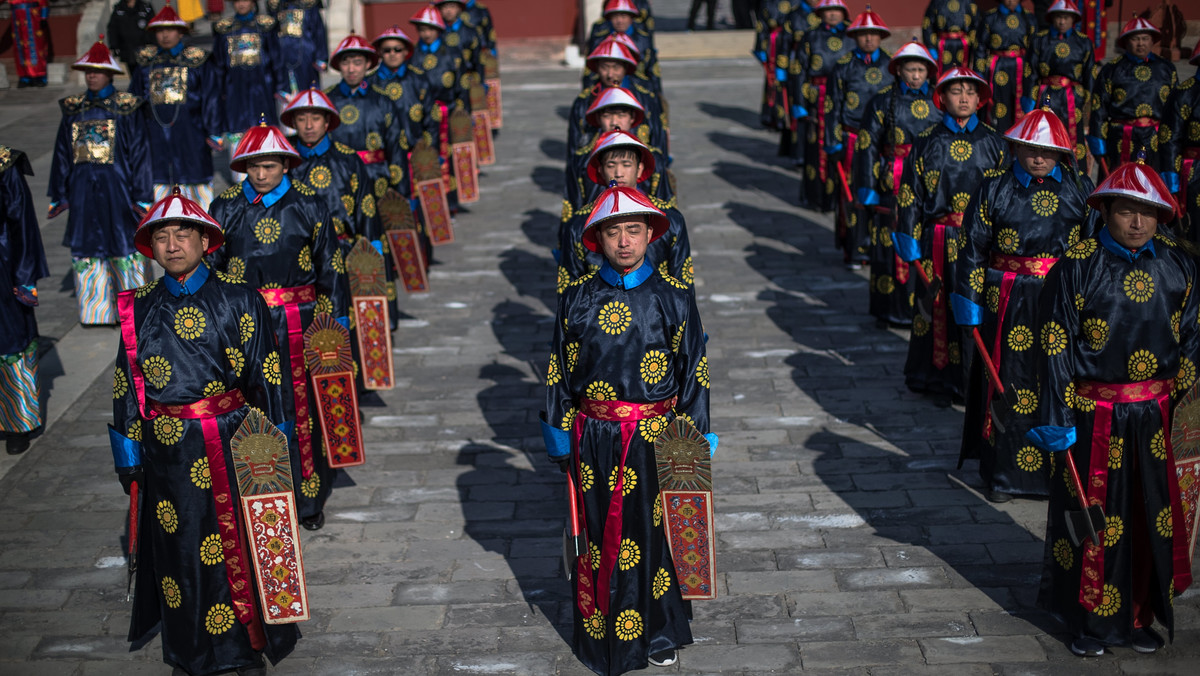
[1064, 448, 1092, 513]
[128, 480, 139, 559]
[566, 467, 580, 538]
[835, 162, 854, 204]
[913, 260, 933, 288]
[971, 327, 1004, 395]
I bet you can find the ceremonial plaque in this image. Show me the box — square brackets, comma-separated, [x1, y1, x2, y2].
[230, 409, 309, 624]
[450, 108, 480, 204]
[303, 314, 365, 468]
[469, 84, 495, 166]
[654, 417, 716, 600]
[346, 239, 394, 390]
[482, 52, 502, 128]
[378, 191, 429, 293]
[1172, 383, 1200, 562]
[411, 139, 454, 245]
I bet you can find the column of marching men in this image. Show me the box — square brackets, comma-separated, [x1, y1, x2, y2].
[756, 0, 1200, 661]
[1, 1, 502, 675]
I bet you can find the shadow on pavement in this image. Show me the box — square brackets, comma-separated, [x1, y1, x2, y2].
[706, 130, 782, 165]
[530, 166, 565, 196]
[539, 138, 567, 163]
[697, 101, 764, 130]
[711, 160, 798, 206]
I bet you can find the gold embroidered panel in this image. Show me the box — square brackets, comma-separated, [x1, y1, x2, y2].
[281, 9, 305, 38]
[71, 119, 116, 165]
[230, 32, 263, 68]
[149, 67, 189, 105]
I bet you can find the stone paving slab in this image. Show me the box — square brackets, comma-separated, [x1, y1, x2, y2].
[0, 53, 1198, 676]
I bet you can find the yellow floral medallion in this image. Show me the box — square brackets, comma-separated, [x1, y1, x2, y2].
[191, 456, 211, 489]
[586, 381, 617, 400]
[579, 462, 595, 492]
[652, 567, 671, 599]
[308, 165, 332, 189]
[996, 228, 1020, 254]
[238, 313, 255, 344]
[608, 465, 637, 496]
[113, 368, 129, 399]
[205, 603, 236, 634]
[638, 415, 667, 443]
[618, 538, 641, 571]
[154, 415, 183, 445]
[614, 609, 643, 641]
[254, 217, 282, 244]
[1012, 389, 1038, 415]
[1007, 325, 1033, 351]
[598, 301, 632, 335]
[143, 355, 173, 389]
[1082, 317, 1108, 350]
[156, 500, 179, 533]
[174, 307, 206, 340]
[1127, 349, 1158, 381]
[264, 351, 282, 385]
[1108, 436, 1124, 469]
[584, 610, 605, 639]
[1041, 321, 1066, 356]
[1015, 445, 1043, 472]
[300, 474, 320, 498]
[1156, 506, 1173, 537]
[162, 576, 182, 608]
[1094, 583, 1120, 616]
[1123, 269, 1154, 302]
[640, 351, 669, 384]
[695, 356, 710, 388]
[226, 347, 245, 377]
[200, 533, 223, 565]
[1052, 538, 1072, 570]
[1031, 190, 1059, 217]
[546, 357, 561, 386]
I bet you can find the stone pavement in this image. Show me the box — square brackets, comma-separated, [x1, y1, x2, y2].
[1, 57, 1198, 676]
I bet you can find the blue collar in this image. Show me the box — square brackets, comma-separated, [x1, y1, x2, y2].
[449, 18, 462, 32]
[942, 112, 979, 133]
[235, 11, 254, 21]
[297, 135, 330, 158]
[900, 81, 930, 96]
[375, 63, 407, 80]
[1014, 163, 1062, 187]
[824, 22, 846, 34]
[598, 260, 653, 290]
[854, 47, 881, 63]
[87, 83, 116, 100]
[160, 41, 185, 57]
[338, 80, 368, 97]
[999, 3, 1023, 15]
[622, 24, 634, 36]
[419, 38, 442, 54]
[241, 175, 291, 208]
[164, 261, 210, 297]
[1124, 51, 1154, 65]
[1099, 226, 1156, 262]
[467, 0, 476, 6]
[1050, 29, 1069, 39]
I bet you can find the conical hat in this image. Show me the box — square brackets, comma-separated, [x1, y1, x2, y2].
[330, 33, 380, 70]
[587, 130, 656, 185]
[587, 37, 638, 72]
[933, 66, 991, 110]
[888, 39, 936, 75]
[585, 86, 646, 128]
[1117, 16, 1160, 47]
[604, 0, 639, 16]
[1190, 41, 1200, 66]
[373, 25, 415, 51]
[812, 0, 850, 13]
[1004, 107, 1072, 153]
[230, 120, 302, 173]
[1046, 0, 1082, 19]
[280, 88, 341, 132]
[847, 6, 889, 36]
[73, 39, 124, 74]
[411, 5, 447, 30]
[582, 185, 669, 252]
[1087, 159, 1179, 223]
[609, 32, 641, 59]
[134, 187, 224, 257]
[147, 2, 189, 31]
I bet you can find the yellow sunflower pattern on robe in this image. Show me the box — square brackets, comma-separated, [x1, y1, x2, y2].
[608, 465, 637, 496]
[263, 351, 282, 385]
[614, 609, 643, 641]
[190, 456, 211, 489]
[618, 538, 641, 571]
[1094, 583, 1121, 617]
[584, 610, 605, 639]
[200, 533, 224, 565]
[226, 347, 245, 377]
[1127, 349, 1158, 381]
[1052, 539, 1073, 569]
[113, 367, 129, 399]
[652, 567, 672, 599]
[638, 415, 668, 443]
[586, 381, 617, 401]
[162, 576, 182, 608]
[238, 312, 255, 344]
[640, 350, 669, 384]
[579, 462, 594, 492]
[598, 301, 632, 335]
[300, 473, 320, 498]
[1123, 269, 1154, 303]
[156, 500, 179, 533]
[1015, 446, 1043, 472]
[154, 416, 183, 445]
[1156, 506, 1172, 538]
[205, 603, 236, 634]
[143, 355, 173, 389]
[1103, 514, 1124, 547]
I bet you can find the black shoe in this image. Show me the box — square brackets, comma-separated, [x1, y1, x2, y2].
[5, 433, 31, 455]
[986, 489, 1013, 504]
[236, 654, 266, 675]
[648, 649, 677, 667]
[301, 512, 325, 531]
[17, 79, 29, 89]
[1131, 626, 1165, 654]
[1069, 636, 1104, 657]
[33, 78, 47, 87]
[357, 390, 387, 408]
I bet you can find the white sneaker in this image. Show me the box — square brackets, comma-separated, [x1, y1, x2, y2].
[648, 649, 677, 667]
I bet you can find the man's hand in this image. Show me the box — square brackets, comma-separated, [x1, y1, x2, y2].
[554, 456, 571, 474]
[206, 135, 225, 152]
[119, 469, 143, 496]
[47, 201, 68, 219]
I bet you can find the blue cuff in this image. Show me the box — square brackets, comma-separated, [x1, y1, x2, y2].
[371, 239, 383, 255]
[490, 48, 497, 57]
[136, 201, 151, 210]
[826, 143, 844, 155]
[704, 432, 718, 458]
[551, 248, 561, 264]
[1025, 425, 1077, 452]
[950, 292, 984, 326]
[858, 188, 881, 206]
[335, 316, 349, 329]
[1020, 97, 1036, 114]
[928, 47, 938, 60]
[209, 135, 223, 145]
[109, 424, 143, 470]
[1087, 136, 1105, 156]
[775, 67, 787, 83]
[409, 198, 420, 213]
[541, 415, 571, 458]
[277, 419, 294, 442]
[1163, 171, 1180, 194]
[755, 51, 767, 64]
[792, 105, 808, 119]
[892, 232, 921, 263]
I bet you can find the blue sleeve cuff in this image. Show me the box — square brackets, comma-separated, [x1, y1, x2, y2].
[858, 188, 881, 206]
[928, 47, 938, 60]
[826, 144, 844, 155]
[370, 239, 383, 255]
[409, 198, 420, 213]
[1087, 136, 1105, 156]
[1163, 172, 1180, 194]
[277, 419, 294, 442]
[704, 432, 718, 458]
[755, 51, 767, 64]
[892, 232, 921, 263]
[793, 105, 808, 119]
[335, 316, 349, 329]
[552, 248, 561, 264]
[1020, 97, 1036, 113]
[1025, 425, 1077, 452]
[775, 67, 787, 83]
[108, 424, 143, 470]
[950, 292, 984, 326]
[541, 415, 571, 458]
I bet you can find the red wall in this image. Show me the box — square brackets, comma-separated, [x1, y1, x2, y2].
[362, 0, 578, 42]
[1, 14, 83, 63]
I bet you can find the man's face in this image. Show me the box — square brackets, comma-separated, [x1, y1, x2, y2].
[245, 157, 287, 194]
[378, 38, 410, 69]
[854, 32, 881, 54]
[598, 216, 651, 270]
[439, 2, 462, 23]
[85, 71, 112, 92]
[598, 107, 636, 132]
[943, 82, 980, 118]
[1001, 0, 1020, 9]
[1015, 144, 1059, 178]
[151, 223, 209, 279]
[597, 60, 628, 88]
[293, 110, 330, 146]
[233, 0, 254, 15]
[899, 61, 928, 90]
[1126, 33, 1153, 58]
[418, 25, 440, 45]
[1103, 197, 1159, 249]
[339, 54, 369, 87]
[600, 154, 644, 188]
[610, 12, 634, 33]
[155, 28, 183, 51]
[1051, 13, 1076, 33]
[820, 9, 845, 26]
